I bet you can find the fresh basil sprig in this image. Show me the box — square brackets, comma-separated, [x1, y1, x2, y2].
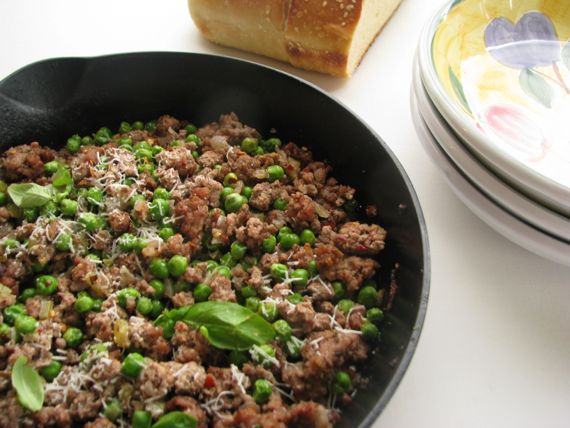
[179, 301, 275, 351]
[151, 411, 197, 428]
[7, 183, 53, 208]
[11, 356, 45, 411]
[52, 166, 72, 188]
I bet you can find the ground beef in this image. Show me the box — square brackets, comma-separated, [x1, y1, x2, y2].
[0, 142, 56, 182]
[0, 113, 394, 428]
[334, 222, 387, 255]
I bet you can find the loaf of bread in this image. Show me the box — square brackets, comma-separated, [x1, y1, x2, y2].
[188, 0, 402, 77]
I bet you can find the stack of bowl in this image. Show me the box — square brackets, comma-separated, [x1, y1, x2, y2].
[412, 0, 570, 266]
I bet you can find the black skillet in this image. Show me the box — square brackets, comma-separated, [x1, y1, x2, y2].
[0, 52, 429, 427]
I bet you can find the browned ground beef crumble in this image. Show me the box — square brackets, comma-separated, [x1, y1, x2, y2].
[0, 113, 391, 427]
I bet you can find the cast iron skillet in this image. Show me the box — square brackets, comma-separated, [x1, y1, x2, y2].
[0, 52, 429, 427]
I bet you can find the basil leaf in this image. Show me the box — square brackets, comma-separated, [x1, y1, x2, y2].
[52, 167, 72, 188]
[7, 183, 53, 208]
[11, 356, 44, 411]
[183, 301, 275, 351]
[151, 411, 197, 428]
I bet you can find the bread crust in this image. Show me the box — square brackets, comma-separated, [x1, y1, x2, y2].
[188, 0, 401, 77]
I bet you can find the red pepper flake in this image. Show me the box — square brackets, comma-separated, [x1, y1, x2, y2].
[204, 374, 216, 389]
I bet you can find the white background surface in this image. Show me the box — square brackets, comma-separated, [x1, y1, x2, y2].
[1, 1, 569, 427]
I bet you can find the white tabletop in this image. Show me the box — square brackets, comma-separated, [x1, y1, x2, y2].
[1, 1, 569, 427]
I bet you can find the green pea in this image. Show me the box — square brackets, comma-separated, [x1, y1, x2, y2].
[15, 315, 38, 334]
[144, 121, 157, 133]
[223, 172, 238, 187]
[117, 288, 141, 307]
[240, 137, 258, 155]
[215, 265, 232, 279]
[270, 263, 288, 280]
[149, 258, 169, 279]
[185, 124, 197, 134]
[132, 410, 152, 428]
[150, 199, 170, 222]
[103, 398, 122, 421]
[357, 286, 378, 309]
[135, 148, 153, 161]
[279, 233, 300, 251]
[261, 138, 282, 152]
[150, 300, 164, 319]
[121, 352, 145, 378]
[300, 229, 316, 246]
[273, 319, 292, 340]
[307, 259, 318, 277]
[36, 275, 58, 295]
[241, 187, 252, 200]
[152, 146, 163, 156]
[224, 193, 247, 213]
[253, 378, 272, 404]
[81, 136, 93, 146]
[230, 241, 247, 260]
[119, 136, 133, 146]
[273, 198, 288, 210]
[261, 235, 276, 253]
[149, 279, 165, 299]
[277, 227, 292, 240]
[128, 194, 146, 209]
[40, 200, 58, 217]
[66, 135, 82, 153]
[40, 361, 62, 381]
[118, 121, 132, 133]
[79, 213, 105, 232]
[18, 288, 37, 303]
[23, 207, 39, 222]
[44, 160, 61, 174]
[205, 260, 219, 271]
[3, 238, 19, 250]
[332, 281, 345, 300]
[132, 121, 144, 131]
[167, 255, 188, 277]
[153, 187, 170, 200]
[367, 308, 384, 325]
[60, 199, 78, 217]
[291, 269, 309, 288]
[92, 298, 103, 312]
[259, 301, 278, 322]
[3, 304, 25, 325]
[137, 164, 155, 175]
[191, 150, 199, 159]
[159, 226, 175, 241]
[186, 134, 202, 146]
[118, 233, 137, 252]
[63, 327, 83, 348]
[220, 187, 234, 202]
[74, 294, 94, 313]
[54, 232, 72, 252]
[361, 321, 379, 342]
[240, 286, 257, 299]
[94, 127, 112, 145]
[285, 336, 303, 359]
[267, 165, 285, 182]
[194, 283, 212, 302]
[333, 370, 352, 394]
[245, 297, 260, 312]
[337, 299, 354, 315]
[254, 147, 265, 156]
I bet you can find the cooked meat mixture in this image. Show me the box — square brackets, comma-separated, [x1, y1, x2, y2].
[0, 113, 390, 427]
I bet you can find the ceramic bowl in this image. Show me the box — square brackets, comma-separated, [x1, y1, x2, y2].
[418, 0, 570, 217]
[411, 90, 570, 267]
[412, 56, 570, 243]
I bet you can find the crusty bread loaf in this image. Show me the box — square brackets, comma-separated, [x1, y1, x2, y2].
[188, 0, 402, 77]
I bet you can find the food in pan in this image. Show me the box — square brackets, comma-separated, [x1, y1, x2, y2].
[0, 113, 392, 427]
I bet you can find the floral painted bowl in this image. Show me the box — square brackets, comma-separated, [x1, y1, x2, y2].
[418, 0, 570, 216]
